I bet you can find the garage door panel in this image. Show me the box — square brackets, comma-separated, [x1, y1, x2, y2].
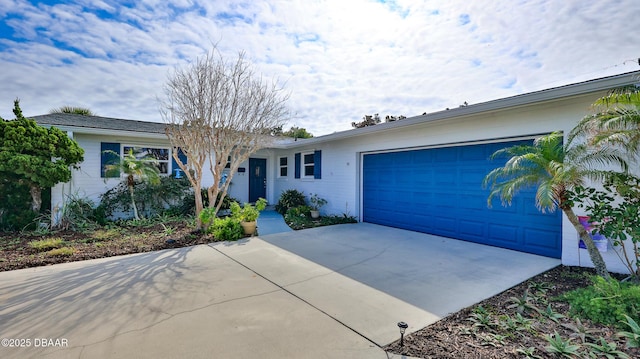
[363, 140, 562, 258]
[459, 220, 485, 238]
[488, 224, 519, 243]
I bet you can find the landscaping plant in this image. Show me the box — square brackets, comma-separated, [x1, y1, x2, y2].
[103, 149, 161, 220]
[570, 173, 640, 282]
[230, 198, 267, 222]
[275, 189, 306, 215]
[0, 100, 84, 213]
[483, 132, 628, 280]
[308, 193, 327, 211]
[561, 276, 640, 327]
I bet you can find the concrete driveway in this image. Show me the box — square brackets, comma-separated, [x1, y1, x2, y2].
[0, 223, 559, 358]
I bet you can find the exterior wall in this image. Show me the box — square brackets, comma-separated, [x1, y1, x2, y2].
[51, 133, 217, 220]
[271, 91, 630, 274]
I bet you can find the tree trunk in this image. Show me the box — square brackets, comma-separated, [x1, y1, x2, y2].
[562, 206, 611, 280]
[193, 184, 204, 230]
[29, 185, 42, 213]
[129, 184, 140, 220]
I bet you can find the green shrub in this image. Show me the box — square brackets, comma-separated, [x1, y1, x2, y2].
[230, 198, 267, 222]
[210, 217, 244, 241]
[0, 174, 37, 230]
[561, 276, 640, 327]
[285, 205, 312, 220]
[275, 189, 306, 215]
[100, 176, 192, 219]
[29, 238, 64, 251]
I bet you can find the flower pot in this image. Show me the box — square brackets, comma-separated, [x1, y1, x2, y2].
[310, 210, 320, 219]
[241, 221, 257, 235]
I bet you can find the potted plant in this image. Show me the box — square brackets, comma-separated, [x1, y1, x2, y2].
[231, 198, 267, 235]
[308, 193, 327, 219]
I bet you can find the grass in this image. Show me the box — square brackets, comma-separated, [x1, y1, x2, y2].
[28, 238, 65, 251]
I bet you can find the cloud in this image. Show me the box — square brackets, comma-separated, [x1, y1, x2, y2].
[0, 0, 638, 136]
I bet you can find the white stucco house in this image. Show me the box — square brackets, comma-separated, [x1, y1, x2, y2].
[33, 70, 640, 274]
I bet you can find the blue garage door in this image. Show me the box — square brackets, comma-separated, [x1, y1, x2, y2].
[362, 140, 562, 258]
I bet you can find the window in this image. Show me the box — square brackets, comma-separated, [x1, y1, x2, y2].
[279, 156, 288, 177]
[123, 146, 170, 174]
[294, 150, 321, 179]
[303, 152, 315, 178]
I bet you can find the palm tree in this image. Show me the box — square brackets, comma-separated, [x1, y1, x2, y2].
[482, 132, 629, 280]
[50, 106, 95, 116]
[104, 149, 160, 220]
[569, 85, 640, 158]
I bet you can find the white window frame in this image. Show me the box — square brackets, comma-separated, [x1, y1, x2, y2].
[122, 145, 171, 175]
[302, 151, 315, 179]
[278, 156, 288, 178]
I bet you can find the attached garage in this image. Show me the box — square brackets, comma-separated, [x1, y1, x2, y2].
[362, 139, 562, 258]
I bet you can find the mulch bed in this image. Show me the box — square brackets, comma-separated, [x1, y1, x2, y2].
[384, 265, 639, 358]
[0, 221, 211, 272]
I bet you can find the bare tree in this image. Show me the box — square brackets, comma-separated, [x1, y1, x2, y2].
[161, 48, 289, 228]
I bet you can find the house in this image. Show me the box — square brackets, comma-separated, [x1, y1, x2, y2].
[33, 70, 640, 274]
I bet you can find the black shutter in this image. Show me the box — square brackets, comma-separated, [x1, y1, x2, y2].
[294, 153, 301, 179]
[314, 150, 322, 179]
[100, 142, 120, 178]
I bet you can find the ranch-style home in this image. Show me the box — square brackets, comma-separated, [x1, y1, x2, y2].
[33, 70, 640, 274]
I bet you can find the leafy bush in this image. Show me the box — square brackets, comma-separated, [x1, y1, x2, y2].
[570, 175, 640, 282]
[0, 174, 38, 230]
[230, 198, 267, 222]
[100, 176, 192, 219]
[561, 276, 640, 327]
[275, 189, 306, 215]
[285, 205, 312, 219]
[209, 217, 244, 241]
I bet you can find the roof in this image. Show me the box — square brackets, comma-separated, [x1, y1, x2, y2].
[31, 113, 168, 135]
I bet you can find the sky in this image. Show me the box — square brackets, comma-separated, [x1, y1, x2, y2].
[0, 0, 638, 136]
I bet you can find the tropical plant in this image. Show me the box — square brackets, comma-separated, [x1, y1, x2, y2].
[308, 193, 327, 211]
[569, 85, 640, 160]
[584, 337, 630, 359]
[103, 149, 161, 220]
[49, 106, 95, 116]
[0, 100, 84, 213]
[483, 131, 629, 280]
[230, 198, 267, 222]
[544, 331, 581, 358]
[617, 315, 640, 348]
[275, 189, 306, 214]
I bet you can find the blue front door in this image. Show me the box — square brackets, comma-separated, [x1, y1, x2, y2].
[249, 158, 267, 203]
[362, 140, 562, 258]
